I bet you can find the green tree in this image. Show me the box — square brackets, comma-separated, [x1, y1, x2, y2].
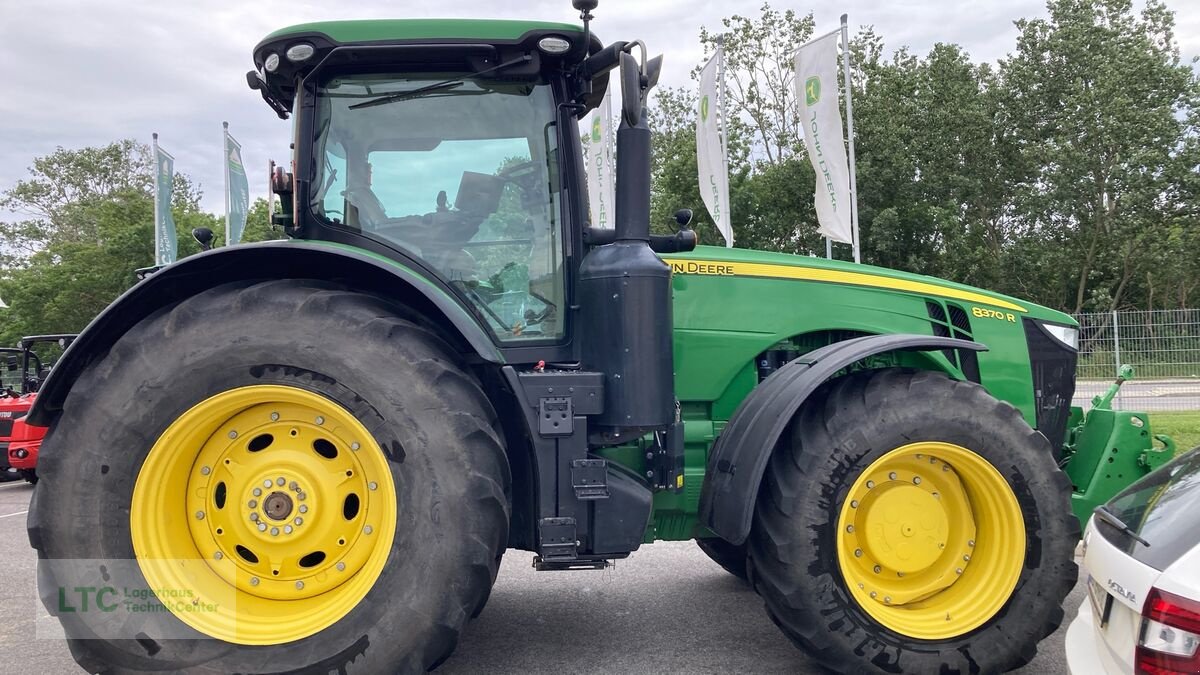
[999, 0, 1200, 312]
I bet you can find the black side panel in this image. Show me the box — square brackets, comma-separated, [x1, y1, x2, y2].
[1023, 319, 1078, 450]
[590, 467, 652, 555]
[699, 334, 988, 545]
[28, 242, 501, 425]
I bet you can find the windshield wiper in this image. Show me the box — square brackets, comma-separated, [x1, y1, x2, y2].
[348, 53, 533, 110]
[349, 80, 465, 110]
[1094, 504, 1151, 547]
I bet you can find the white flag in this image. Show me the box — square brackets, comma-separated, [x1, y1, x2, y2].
[586, 87, 616, 228]
[697, 49, 732, 247]
[795, 33, 853, 244]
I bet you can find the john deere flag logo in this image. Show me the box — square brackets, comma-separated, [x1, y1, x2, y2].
[591, 116, 602, 142]
[700, 95, 710, 122]
[805, 76, 821, 106]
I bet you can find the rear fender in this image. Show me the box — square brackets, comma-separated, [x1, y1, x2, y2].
[698, 334, 987, 544]
[28, 241, 501, 425]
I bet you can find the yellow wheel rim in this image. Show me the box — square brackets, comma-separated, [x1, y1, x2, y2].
[131, 385, 397, 645]
[836, 442, 1024, 639]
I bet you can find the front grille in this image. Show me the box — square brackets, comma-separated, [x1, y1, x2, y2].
[1023, 319, 1078, 450]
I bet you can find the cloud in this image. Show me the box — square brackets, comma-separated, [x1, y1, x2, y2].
[1, 0, 1196, 218]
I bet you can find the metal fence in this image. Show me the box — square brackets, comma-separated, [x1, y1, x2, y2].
[1074, 309, 1200, 412]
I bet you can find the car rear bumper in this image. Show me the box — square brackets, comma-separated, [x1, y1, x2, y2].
[1066, 599, 1114, 675]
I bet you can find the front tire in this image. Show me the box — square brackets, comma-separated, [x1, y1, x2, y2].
[28, 280, 510, 673]
[19, 469, 36, 484]
[749, 369, 1078, 673]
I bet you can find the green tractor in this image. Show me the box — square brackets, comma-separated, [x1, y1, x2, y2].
[27, 6, 1171, 674]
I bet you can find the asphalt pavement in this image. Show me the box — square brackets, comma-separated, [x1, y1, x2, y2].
[0, 480, 1081, 674]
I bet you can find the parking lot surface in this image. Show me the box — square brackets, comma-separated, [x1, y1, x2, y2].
[0, 480, 1081, 673]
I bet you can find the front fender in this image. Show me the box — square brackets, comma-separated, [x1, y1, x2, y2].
[29, 240, 501, 425]
[698, 334, 987, 544]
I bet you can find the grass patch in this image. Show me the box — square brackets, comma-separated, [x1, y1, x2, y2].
[1149, 412, 1200, 453]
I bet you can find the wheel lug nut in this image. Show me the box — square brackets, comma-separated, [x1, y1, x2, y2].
[942, 464, 950, 472]
[850, 500, 859, 508]
[248, 500, 257, 509]
[956, 567, 964, 575]
[870, 591, 877, 598]
[888, 472, 897, 480]
[250, 513, 259, 522]
[298, 492, 306, 501]
[294, 517, 303, 526]
[284, 525, 293, 534]
[884, 596, 892, 604]
[290, 481, 299, 490]
[214, 551, 223, 560]
[277, 477, 286, 486]
[968, 539, 975, 547]
[315, 416, 325, 425]
[854, 548, 862, 557]
[299, 505, 308, 514]
[866, 480, 875, 489]
[270, 412, 280, 421]
[228, 430, 238, 439]
[258, 523, 267, 532]
[912, 476, 921, 485]
[250, 577, 260, 586]
[364, 525, 373, 535]
[351, 442, 361, 451]
[336, 562, 346, 571]
[846, 525, 854, 533]
[897, 572, 905, 577]
[253, 488, 262, 497]
[963, 554, 971, 562]
[263, 479, 272, 488]
[271, 527, 280, 536]
[873, 565, 881, 574]
[195, 511, 205, 520]
[200, 466, 211, 475]
[369, 482, 378, 491]
[296, 581, 304, 589]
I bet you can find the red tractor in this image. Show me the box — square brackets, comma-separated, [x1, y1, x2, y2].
[1, 335, 76, 484]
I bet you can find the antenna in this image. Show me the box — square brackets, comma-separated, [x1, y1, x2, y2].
[572, 0, 598, 53]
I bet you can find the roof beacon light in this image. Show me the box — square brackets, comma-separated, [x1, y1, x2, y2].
[286, 43, 315, 62]
[264, 52, 281, 73]
[538, 36, 571, 54]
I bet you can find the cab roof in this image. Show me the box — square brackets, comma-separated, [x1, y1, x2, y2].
[264, 19, 582, 44]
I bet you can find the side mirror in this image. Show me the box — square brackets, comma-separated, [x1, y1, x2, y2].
[619, 52, 643, 125]
[571, 0, 597, 10]
[192, 227, 214, 251]
[674, 208, 694, 229]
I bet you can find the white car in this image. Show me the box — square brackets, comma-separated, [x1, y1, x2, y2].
[1066, 447, 1200, 675]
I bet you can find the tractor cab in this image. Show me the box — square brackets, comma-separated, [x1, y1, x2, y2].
[250, 20, 611, 345]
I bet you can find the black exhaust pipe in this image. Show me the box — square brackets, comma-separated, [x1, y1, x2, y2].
[579, 52, 674, 436]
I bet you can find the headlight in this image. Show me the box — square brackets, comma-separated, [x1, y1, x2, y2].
[264, 52, 280, 73]
[286, 43, 315, 63]
[1041, 323, 1078, 351]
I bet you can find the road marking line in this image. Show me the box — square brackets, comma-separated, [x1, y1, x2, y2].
[0, 510, 29, 519]
[0, 482, 31, 491]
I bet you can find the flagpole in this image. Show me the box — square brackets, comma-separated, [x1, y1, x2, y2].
[152, 132, 160, 265]
[717, 35, 732, 248]
[840, 14, 861, 264]
[223, 122, 231, 247]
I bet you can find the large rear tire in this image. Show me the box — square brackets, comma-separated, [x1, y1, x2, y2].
[28, 279, 510, 673]
[748, 369, 1078, 673]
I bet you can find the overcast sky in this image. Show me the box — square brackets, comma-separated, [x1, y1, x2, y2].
[2, 0, 1198, 218]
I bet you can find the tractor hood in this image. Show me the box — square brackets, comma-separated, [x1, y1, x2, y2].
[664, 246, 1076, 327]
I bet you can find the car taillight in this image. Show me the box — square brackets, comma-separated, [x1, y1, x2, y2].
[1137, 587, 1200, 675]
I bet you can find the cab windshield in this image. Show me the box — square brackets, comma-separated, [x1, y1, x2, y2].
[312, 74, 564, 342]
